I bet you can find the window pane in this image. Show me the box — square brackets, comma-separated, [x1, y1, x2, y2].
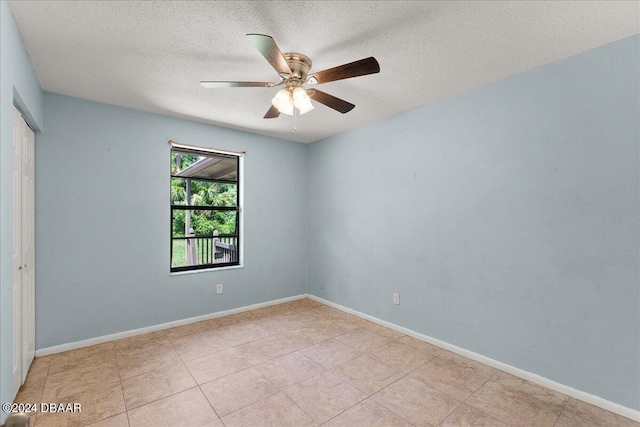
[172, 209, 237, 238]
[170, 147, 240, 271]
[171, 178, 237, 207]
[171, 150, 201, 175]
[171, 239, 186, 268]
[172, 236, 239, 268]
[170, 178, 187, 205]
[172, 149, 237, 181]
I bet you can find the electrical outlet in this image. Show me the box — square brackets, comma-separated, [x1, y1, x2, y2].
[320, 282, 324, 289]
[393, 293, 400, 305]
[216, 284, 223, 294]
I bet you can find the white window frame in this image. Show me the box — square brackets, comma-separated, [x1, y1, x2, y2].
[168, 140, 244, 274]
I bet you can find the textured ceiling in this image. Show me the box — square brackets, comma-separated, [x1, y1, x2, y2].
[9, 1, 640, 143]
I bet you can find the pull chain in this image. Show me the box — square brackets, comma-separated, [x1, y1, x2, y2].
[291, 107, 297, 134]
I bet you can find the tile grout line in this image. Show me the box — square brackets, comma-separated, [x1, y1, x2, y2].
[435, 408, 457, 427]
[32, 361, 50, 426]
[322, 334, 426, 426]
[167, 333, 224, 423]
[113, 351, 132, 427]
[120, 352, 214, 422]
[552, 397, 571, 427]
[42, 349, 124, 426]
[211, 306, 333, 424]
[198, 383, 221, 422]
[273, 376, 320, 425]
[276, 358, 369, 426]
[330, 334, 483, 426]
[367, 388, 420, 427]
[462, 368, 499, 404]
[117, 336, 212, 417]
[67, 348, 122, 426]
[448, 369, 509, 427]
[214, 305, 354, 424]
[325, 332, 439, 407]
[407, 357, 498, 426]
[457, 370, 503, 425]
[325, 309, 415, 425]
[314, 392, 370, 427]
[436, 400, 465, 427]
[464, 369, 571, 427]
[125, 386, 203, 412]
[216, 367, 281, 423]
[173, 314, 324, 424]
[365, 347, 453, 427]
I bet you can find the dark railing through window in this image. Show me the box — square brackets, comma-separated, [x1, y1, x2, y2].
[172, 235, 238, 266]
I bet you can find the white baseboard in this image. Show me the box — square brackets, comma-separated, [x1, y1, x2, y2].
[306, 294, 640, 422]
[35, 294, 307, 357]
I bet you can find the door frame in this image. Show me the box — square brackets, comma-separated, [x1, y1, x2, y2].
[12, 106, 23, 396]
[11, 105, 36, 394]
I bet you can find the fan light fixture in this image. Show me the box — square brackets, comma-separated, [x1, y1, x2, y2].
[271, 87, 314, 116]
[292, 87, 314, 114]
[271, 89, 294, 115]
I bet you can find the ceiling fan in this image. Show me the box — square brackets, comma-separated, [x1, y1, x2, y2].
[200, 34, 380, 119]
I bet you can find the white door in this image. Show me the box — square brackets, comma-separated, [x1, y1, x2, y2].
[21, 114, 36, 381]
[12, 106, 23, 396]
[12, 105, 36, 392]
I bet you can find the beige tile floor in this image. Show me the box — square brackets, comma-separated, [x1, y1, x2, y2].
[13, 298, 639, 427]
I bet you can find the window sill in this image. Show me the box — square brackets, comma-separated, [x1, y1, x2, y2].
[170, 264, 244, 276]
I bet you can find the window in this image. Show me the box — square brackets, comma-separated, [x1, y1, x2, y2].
[170, 146, 241, 272]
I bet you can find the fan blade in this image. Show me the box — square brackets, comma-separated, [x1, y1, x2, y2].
[264, 105, 280, 119]
[247, 34, 292, 76]
[307, 57, 380, 84]
[309, 89, 355, 114]
[200, 81, 276, 88]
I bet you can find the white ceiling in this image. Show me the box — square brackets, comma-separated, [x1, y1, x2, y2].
[9, 1, 640, 143]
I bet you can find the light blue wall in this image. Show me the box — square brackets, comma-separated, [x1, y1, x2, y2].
[36, 92, 308, 348]
[0, 1, 44, 420]
[308, 35, 639, 409]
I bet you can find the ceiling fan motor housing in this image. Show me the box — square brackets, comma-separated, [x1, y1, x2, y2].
[283, 53, 312, 81]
